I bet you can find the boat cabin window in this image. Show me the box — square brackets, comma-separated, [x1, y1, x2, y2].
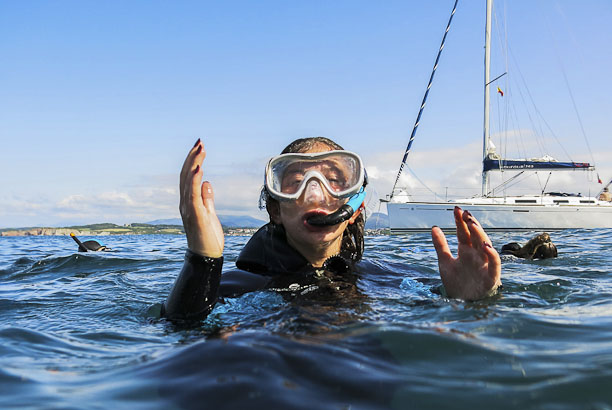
[515, 199, 537, 204]
[580, 200, 595, 204]
[553, 200, 569, 204]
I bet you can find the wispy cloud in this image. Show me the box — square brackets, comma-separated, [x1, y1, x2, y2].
[361, 144, 611, 204]
[1, 146, 609, 228]
[1, 186, 178, 228]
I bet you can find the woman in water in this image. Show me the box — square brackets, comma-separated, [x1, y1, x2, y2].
[163, 137, 501, 321]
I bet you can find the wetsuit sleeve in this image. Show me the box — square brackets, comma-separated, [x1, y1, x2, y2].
[162, 249, 223, 322]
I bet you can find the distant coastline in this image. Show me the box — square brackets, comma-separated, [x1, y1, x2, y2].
[0, 223, 389, 237]
[0, 223, 181, 237]
[0, 223, 259, 237]
[0, 212, 390, 237]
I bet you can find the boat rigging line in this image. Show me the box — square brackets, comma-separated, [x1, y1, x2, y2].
[389, 0, 459, 199]
[541, 171, 552, 196]
[406, 166, 446, 202]
[506, 43, 574, 163]
[544, 11, 597, 170]
[486, 170, 525, 196]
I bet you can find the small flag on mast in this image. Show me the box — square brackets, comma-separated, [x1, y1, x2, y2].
[598, 173, 603, 184]
[497, 87, 504, 97]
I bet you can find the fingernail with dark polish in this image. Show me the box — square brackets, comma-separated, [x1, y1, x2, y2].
[483, 241, 491, 248]
[194, 165, 200, 174]
[195, 145, 202, 154]
[193, 138, 201, 148]
[464, 210, 472, 217]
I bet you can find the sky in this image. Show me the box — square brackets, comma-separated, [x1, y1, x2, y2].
[1, 0, 611, 228]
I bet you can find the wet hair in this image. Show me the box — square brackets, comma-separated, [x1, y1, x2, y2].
[260, 137, 365, 262]
[280, 136, 341, 154]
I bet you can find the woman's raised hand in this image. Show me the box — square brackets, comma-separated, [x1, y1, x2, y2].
[179, 139, 224, 258]
[431, 206, 501, 300]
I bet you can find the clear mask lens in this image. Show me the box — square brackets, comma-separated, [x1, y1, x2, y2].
[265, 150, 365, 201]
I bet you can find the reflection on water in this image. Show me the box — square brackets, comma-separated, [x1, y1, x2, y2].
[1, 231, 612, 408]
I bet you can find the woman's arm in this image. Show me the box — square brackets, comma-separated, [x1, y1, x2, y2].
[431, 206, 502, 300]
[179, 138, 224, 258]
[163, 140, 226, 320]
[163, 250, 223, 321]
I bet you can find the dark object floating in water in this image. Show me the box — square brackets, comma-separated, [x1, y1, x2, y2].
[501, 232, 557, 260]
[70, 232, 110, 252]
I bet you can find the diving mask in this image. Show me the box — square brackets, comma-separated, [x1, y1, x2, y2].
[264, 150, 366, 202]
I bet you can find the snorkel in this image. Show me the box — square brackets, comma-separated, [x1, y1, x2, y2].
[306, 186, 366, 226]
[70, 232, 89, 252]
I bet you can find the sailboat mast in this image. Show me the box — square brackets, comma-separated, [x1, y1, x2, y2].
[482, 0, 493, 196]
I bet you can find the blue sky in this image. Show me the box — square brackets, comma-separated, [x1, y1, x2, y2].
[1, 0, 611, 228]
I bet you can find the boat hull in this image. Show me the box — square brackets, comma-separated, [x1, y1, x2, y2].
[387, 201, 612, 233]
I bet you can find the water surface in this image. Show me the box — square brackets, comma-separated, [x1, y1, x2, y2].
[1, 230, 611, 409]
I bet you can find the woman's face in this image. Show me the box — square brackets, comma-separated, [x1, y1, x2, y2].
[275, 143, 352, 252]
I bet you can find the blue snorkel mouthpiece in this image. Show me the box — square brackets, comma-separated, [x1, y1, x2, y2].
[306, 186, 367, 226]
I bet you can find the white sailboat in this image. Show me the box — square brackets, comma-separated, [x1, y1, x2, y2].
[384, 0, 612, 233]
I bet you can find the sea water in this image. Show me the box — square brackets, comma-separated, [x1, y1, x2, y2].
[1, 230, 611, 409]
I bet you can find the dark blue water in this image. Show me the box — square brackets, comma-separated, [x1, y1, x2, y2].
[1, 230, 612, 409]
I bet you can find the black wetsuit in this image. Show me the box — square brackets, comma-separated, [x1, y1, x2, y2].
[162, 223, 357, 322]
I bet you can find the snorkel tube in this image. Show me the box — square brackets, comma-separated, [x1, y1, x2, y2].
[70, 232, 110, 252]
[306, 186, 367, 226]
[70, 232, 89, 252]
